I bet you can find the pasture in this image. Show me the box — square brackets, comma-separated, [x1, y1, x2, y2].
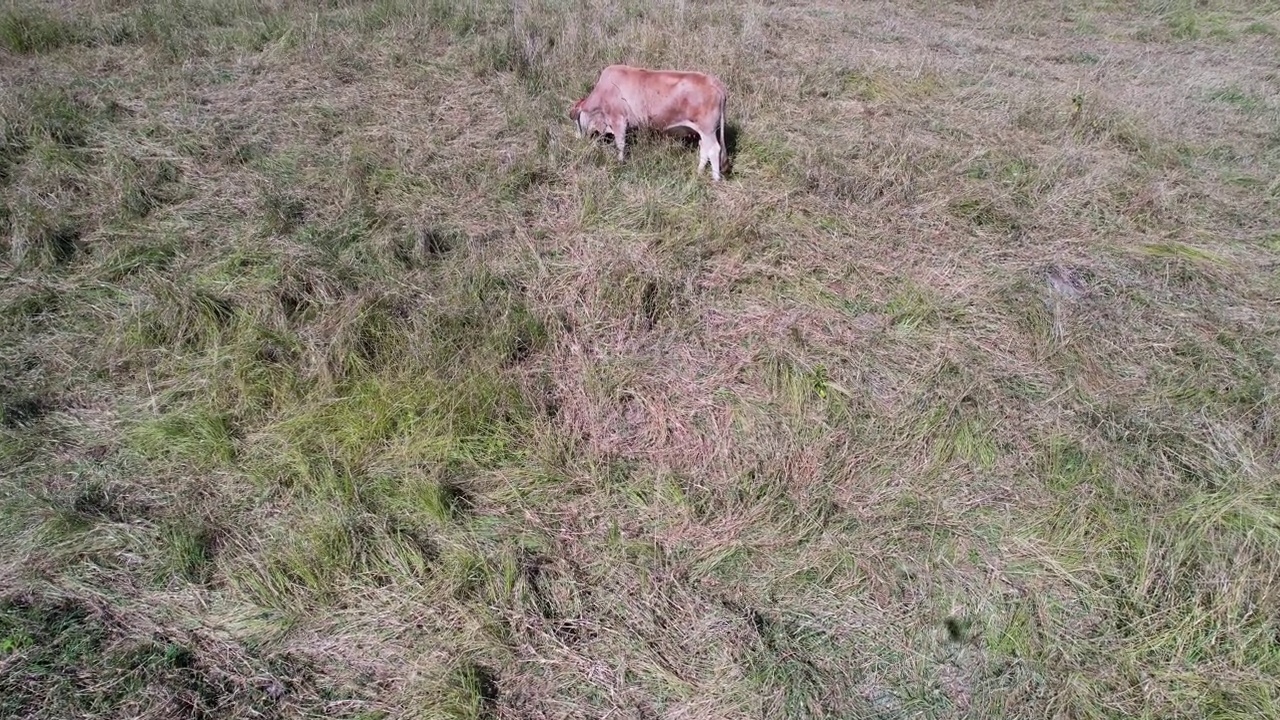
[2, 1, 1279, 717]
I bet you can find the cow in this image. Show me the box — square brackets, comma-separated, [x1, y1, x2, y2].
[570, 64, 729, 181]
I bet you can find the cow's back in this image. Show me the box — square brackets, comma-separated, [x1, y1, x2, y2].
[583, 64, 726, 135]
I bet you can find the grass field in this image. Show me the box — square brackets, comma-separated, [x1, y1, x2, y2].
[2, 0, 1280, 717]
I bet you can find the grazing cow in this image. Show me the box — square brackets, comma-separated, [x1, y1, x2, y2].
[570, 64, 729, 181]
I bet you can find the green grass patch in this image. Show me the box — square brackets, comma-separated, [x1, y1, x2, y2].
[1065, 50, 1101, 64]
[128, 404, 237, 468]
[1242, 20, 1276, 36]
[1038, 436, 1099, 492]
[114, 154, 185, 220]
[0, 7, 80, 54]
[948, 195, 1023, 234]
[1207, 85, 1268, 113]
[238, 508, 434, 608]
[255, 369, 529, 497]
[1140, 241, 1228, 265]
[426, 662, 499, 720]
[3, 86, 103, 151]
[124, 280, 238, 351]
[885, 280, 959, 331]
[0, 593, 373, 717]
[918, 400, 1000, 471]
[156, 520, 218, 584]
[97, 233, 182, 281]
[1163, 8, 1233, 41]
[805, 67, 945, 103]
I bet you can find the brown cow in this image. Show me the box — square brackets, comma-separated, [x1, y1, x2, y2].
[570, 64, 729, 181]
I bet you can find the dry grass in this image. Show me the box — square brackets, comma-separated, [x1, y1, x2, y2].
[3, 0, 1280, 717]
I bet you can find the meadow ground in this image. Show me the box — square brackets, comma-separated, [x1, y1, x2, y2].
[2, 0, 1280, 717]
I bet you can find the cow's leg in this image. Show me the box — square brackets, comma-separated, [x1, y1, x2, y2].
[611, 116, 628, 161]
[698, 131, 723, 181]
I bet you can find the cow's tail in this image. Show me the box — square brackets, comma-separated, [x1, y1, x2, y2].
[717, 88, 729, 176]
